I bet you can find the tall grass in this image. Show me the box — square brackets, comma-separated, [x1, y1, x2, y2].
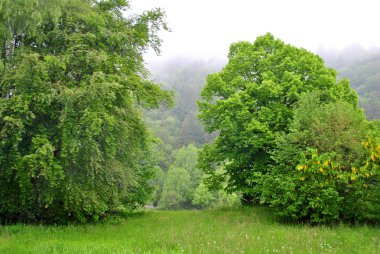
[1, 207, 379, 253]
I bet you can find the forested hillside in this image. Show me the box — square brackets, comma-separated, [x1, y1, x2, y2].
[143, 59, 240, 209]
[319, 46, 380, 119]
[146, 59, 222, 150]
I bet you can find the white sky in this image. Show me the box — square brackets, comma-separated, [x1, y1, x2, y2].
[130, 0, 380, 62]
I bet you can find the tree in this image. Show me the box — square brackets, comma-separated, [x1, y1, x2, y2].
[158, 167, 192, 209]
[197, 33, 358, 202]
[157, 144, 203, 209]
[0, 0, 171, 223]
[171, 144, 203, 191]
[192, 182, 217, 208]
[149, 166, 166, 207]
[192, 171, 241, 209]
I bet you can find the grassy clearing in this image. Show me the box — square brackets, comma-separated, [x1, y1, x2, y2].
[1, 206, 379, 253]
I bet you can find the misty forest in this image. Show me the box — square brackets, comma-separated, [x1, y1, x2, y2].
[0, 1, 380, 253]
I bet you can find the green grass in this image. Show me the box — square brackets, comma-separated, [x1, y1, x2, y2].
[1, 207, 379, 253]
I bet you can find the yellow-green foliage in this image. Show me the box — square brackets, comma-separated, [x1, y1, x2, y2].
[259, 93, 379, 223]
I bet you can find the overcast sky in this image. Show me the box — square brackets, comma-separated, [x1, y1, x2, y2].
[131, 0, 380, 62]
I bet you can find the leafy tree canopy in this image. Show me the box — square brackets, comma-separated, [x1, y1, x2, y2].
[0, 0, 171, 223]
[198, 33, 359, 200]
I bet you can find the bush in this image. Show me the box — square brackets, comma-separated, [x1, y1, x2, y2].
[259, 92, 379, 223]
[158, 167, 193, 209]
[192, 182, 241, 209]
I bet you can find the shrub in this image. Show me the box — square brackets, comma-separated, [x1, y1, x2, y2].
[259, 92, 379, 223]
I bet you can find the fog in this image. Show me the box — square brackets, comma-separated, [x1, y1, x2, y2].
[131, 0, 380, 63]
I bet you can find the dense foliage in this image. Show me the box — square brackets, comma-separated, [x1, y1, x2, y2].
[158, 144, 201, 209]
[198, 33, 357, 198]
[198, 34, 379, 223]
[1, 0, 378, 224]
[259, 92, 379, 223]
[152, 144, 239, 209]
[0, 0, 171, 223]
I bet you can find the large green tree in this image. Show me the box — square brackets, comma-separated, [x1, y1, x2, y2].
[197, 33, 358, 202]
[0, 0, 171, 223]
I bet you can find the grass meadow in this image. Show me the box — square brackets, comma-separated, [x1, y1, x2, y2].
[1, 206, 379, 254]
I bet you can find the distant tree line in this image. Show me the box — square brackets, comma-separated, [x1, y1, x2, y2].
[318, 45, 380, 120]
[145, 60, 239, 209]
